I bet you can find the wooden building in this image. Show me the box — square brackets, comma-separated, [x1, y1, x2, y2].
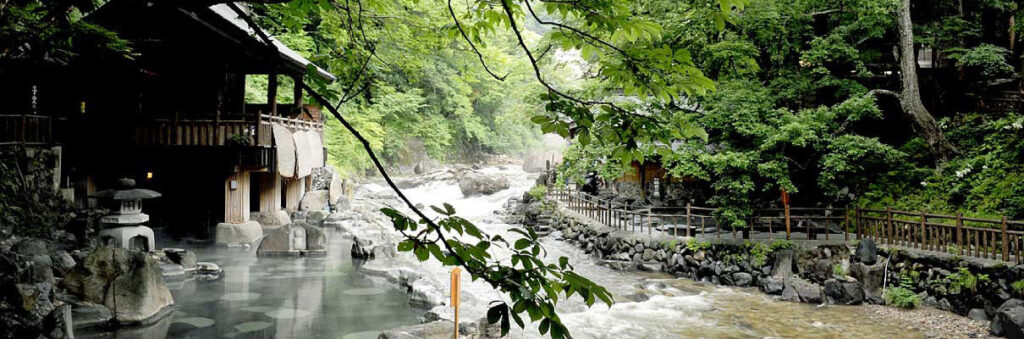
[0, 0, 335, 240]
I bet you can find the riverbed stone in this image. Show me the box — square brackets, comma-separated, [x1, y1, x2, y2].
[991, 299, 1024, 338]
[824, 279, 864, 305]
[409, 280, 445, 308]
[782, 277, 822, 304]
[968, 308, 989, 321]
[854, 239, 877, 265]
[849, 262, 885, 301]
[760, 276, 784, 294]
[732, 272, 753, 287]
[458, 171, 510, 196]
[215, 221, 263, 246]
[62, 247, 174, 324]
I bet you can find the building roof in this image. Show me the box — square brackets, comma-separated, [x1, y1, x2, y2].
[208, 4, 336, 81]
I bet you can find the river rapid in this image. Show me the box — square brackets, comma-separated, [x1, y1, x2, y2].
[358, 165, 929, 339]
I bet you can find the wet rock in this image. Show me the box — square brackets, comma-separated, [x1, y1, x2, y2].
[968, 308, 989, 321]
[854, 239, 877, 265]
[458, 171, 510, 196]
[848, 262, 884, 301]
[256, 223, 327, 257]
[824, 279, 864, 305]
[162, 249, 196, 270]
[409, 280, 445, 308]
[251, 211, 291, 227]
[991, 299, 1024, 338]
[639, 263, 662, 272]
[938, 298, 952, 312]
[642, 248, 654, 261]
[760, 276, 784, 294]
[13, 282, 54, 320]
[43, 304, 72, 339]
[379, 320, 454, 339]
[782, 277, 822, 304]
[49, 251, 76, 277]
[215, 221, 263, 246]
[62, 247, 174, 324]
[305, 210, 330, 224]
[732, 272, 753, 287]
[71, 303, 113, 330]
[299, 190, 330, 211]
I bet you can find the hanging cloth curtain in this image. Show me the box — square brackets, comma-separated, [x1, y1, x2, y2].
[272, 124, 295, 178]
[293, 129, 312, 178]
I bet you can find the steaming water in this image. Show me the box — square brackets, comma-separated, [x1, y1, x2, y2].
[386, 166, 928, 339]
[89, 232, 422, 339]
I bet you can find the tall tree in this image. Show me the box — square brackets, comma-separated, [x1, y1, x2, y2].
[872, 0, 958, 163]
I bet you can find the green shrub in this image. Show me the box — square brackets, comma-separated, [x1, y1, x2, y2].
[528, 185, 548, 201]
[1011, 280, 1024, 296]
[686, 238, 711, 252]
[947, 267, 987, 294]
[884, 287, 920, 309]
[832, 264, 847, 277]
[769, 239, 793, 251]
[746, 242, 771, 267]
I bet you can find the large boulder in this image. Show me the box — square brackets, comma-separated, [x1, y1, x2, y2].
[824, 279, 864, 305]
[849, 262, 885, 302]
[854, 239, 878, 265]
[250, 211, 291, 227]
[299, 190, 330, 211]
[256, 223, 327, 257]
[49, 251, 76, 277]
[214, 221, 263, 246]
[781, 277, 822, 304]
[991, 299, 1024, 338]
[458, 171, 510, 196]
[162, 249, 196, 270]
[62, 247, 174, 324]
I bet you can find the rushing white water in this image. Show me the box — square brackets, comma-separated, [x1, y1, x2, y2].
[368, 165, 929, 339]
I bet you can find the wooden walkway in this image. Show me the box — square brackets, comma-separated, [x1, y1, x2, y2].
[547, 187, 1024, 264]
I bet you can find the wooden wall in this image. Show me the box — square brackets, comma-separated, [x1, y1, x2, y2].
[259, 172, 282, 212]
[224, 171, 250, 224]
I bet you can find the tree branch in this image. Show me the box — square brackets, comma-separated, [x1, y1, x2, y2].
[448, 0, 509, 81]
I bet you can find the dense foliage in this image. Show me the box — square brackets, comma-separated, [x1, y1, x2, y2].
[559, 0, 1024, 224]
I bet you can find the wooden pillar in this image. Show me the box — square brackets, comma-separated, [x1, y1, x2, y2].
[224, 171, 250, 224]
[268, 73, 279, 116]
[293, 76, 304, 108]
[284, 177, 304, 211]
[259, 172, 282, 213]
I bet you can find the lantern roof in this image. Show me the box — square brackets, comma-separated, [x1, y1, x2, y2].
[92, 178, 162, 201]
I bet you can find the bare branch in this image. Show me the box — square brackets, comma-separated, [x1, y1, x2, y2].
[867, 89, 900, 99]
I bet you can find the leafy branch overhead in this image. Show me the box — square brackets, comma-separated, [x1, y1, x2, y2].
[383, 203, 612, 338]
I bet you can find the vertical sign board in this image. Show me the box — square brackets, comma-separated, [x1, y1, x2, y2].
[451, 267, 461, 338]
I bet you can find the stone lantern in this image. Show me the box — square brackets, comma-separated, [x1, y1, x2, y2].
[93, 178, 161, 252]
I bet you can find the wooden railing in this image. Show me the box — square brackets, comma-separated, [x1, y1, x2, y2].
[133, 114, 322, 147]
[545, 185, 1024, 263]
[0, 115, 53, 145]
[857, 208, 1024, 263]
[547, 187, 850, 241]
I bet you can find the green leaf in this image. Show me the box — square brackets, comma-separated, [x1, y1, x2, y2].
[514, 238, 532, 250]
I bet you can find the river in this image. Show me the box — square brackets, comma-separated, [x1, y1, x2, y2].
[95, 165, 929, 339]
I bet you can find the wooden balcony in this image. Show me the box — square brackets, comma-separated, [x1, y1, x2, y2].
[0, 115, 53, 146]
[133, 114, 323, 148]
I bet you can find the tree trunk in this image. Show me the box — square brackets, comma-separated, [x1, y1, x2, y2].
[894, 0, 957, 163]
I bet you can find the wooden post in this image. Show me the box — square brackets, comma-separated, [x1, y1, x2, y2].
[885, 207, 894, 245]
[647, 209, 652, 235]
[844, 205, 850, 241]
[1002, 216, 1010, 262]
[686, 203, 692, 237]
[268, 73, 279, 116]
[782, 190, 791, 240]
[451, 267, 461, 339]
[293, 76, 304, 108]
[956, 213, 964, 255]
[920, 211, 927, 250]
[855, 207, 862, 240]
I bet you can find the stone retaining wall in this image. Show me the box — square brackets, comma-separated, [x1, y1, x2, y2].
[543, 199, 1024, 336]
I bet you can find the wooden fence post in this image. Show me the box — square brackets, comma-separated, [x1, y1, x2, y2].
[686, 203, 692, 237]
[885, 207, 893, 245]
[919, 211, 926, 250]
[1003, 216, 1010, 262]
[844, 205, 850, 241]
[956, 213, 964, 256]
[855, 207, 862, 240]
